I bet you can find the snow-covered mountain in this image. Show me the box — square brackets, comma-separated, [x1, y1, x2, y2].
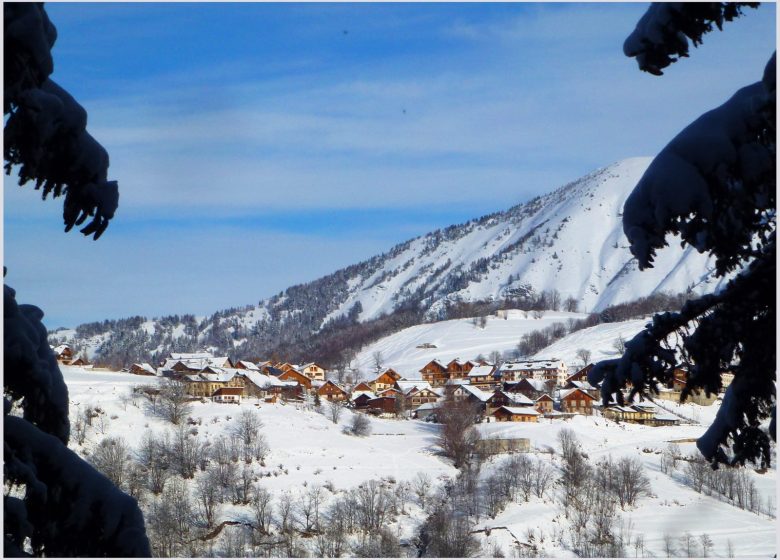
[51, 157, 723, 366]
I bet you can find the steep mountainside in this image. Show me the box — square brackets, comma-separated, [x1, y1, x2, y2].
[50, 157, 723, 366]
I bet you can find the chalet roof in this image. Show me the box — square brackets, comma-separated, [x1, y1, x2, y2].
[605, 405, 639, 413]
[132, 362, 156, 374]
[500, 359, 564, 371]
[395, 380, 432, 393]
[467, 365, 496, 377]
[567, 380, 596, 390]
[53, 344, 71, 354]
[301, 362, 324, 370]
[415, 402, 440, 411]
[445, 378, 469, 386]
[377, 388, 402, 397]
[241, 371, 289, 389]
[496, 406, 540, 416]
[352, 382, 373, 392]
[319, 380, 348, 393]
[560, 388, 595, 400]
[507, 392, 535, 406]
[535, 393, 554, 402]
[189, 369, 237, 383]
[457, 384, 491, 402]
[236, 360, 260, 371]
[352, 391, 377, 401]
[214, 387, 243, 395]
[162, 355, 231, 371]
[421, 359, 447, 370]
[507, 378, 547, 391]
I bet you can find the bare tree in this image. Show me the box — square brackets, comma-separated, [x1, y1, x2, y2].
[230, 409, 266, 463]
[412, 472, 431, 509]
[575, 348, 592, 367]
[564, 296, 579, 312]
[679, 532, 697, 558]
[136, 431, 171, 495]
[613, 456, 651, 508]
[699, 533, 713, 557]
[195, 470, 221, 529]
[437, 396, 480, 468]
[89, 436, 130, 490]
[250, 484, 274, 536]
[171, 425, 200, 479]
[612, 335, 626, 354]
[489, 350, 502, 367]
[662, 533, 676, 557]
[327, 399, 344, 424]
[478, 315, 488, 329]
[371, 351, 384, 374]
[159, 379, 192, 425]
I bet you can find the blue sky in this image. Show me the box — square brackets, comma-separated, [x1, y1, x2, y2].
[4, 2, 776, 328]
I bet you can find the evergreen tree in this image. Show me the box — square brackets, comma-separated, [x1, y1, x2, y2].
[4, 4, 149, 555]
[591, 3, 775, 467]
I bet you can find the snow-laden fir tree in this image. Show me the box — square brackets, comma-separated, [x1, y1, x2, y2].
[4, 3, 150, 555]
[590, 3, 775, 467]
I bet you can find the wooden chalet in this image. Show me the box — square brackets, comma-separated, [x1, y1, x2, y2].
[420, 360, 448, 387]
[130, 362, 156, 376]
[213, 386, 243, 404]
[352, 392, 376, 409]
[352, 381, 373, 393]
[467, 365, 499, 390]
[370, 369, 402, 393]
[504, 377, 549, 400]
[300, 362, 326, 381]
[492, 406, 540, 423]
[407, 387, 441, 408]
[234, 360, 260, 371]
[317, 380, 349, 401]
[366, 396, 397, 415]
[183, 368, 245, 398]
[69, 357, 90, 367]
[602, 405, 654, 424]
[560, 388, 595, 415]
[535, 394, 554, 414]
[485, 389, 534, 416]
[52, 345, 74, 364]
[499, 359, 568, 386]
[377, 387, 404, 399]
[279, 369, 312, 390]
[565, 363, 594, 385]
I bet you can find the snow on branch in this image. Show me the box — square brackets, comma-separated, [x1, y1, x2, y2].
[4, 3, 118, 240]
[622, 53, 775, 274]
[624, 2, 759, 76]
[4, 280, 152, 556]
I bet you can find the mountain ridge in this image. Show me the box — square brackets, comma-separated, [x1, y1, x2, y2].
[50, 157, 723, 367]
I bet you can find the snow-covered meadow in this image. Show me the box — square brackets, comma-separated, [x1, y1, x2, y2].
[63, 355, 776, 557]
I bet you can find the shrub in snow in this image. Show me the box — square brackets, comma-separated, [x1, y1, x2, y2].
[591, 3, 775, 468]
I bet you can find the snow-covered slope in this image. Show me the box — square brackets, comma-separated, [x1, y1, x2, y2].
[62, 365, 776, 557]
[352, 310, 588, 378]
[53, 157, 724, 365]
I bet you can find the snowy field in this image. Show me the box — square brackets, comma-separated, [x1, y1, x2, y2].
[62, 364, 776, 557]
[353, 310, 589, 377]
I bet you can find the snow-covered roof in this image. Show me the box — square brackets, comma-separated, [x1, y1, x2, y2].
[53, 344, 71, 354]
[445, 378, 469, 386]
[498, 406, 540, 416]
[506, 378, 547, 391]
[467, 365, 496, 377]
[352, 391, 377, 400]
[132, 362, 156, 375]
[457, 384, 491, 402]
[241, 371, 286, 389]
[500, 359, 565, 371]
[415, 402, 440, 411]
[236, 360, 260, 371]
[507, 392, 534, 406]
[170, 352, 213, 360]
[560, 388, 595, 400]
[568, 380, 595, 390]
[395, 380, 432, 393]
